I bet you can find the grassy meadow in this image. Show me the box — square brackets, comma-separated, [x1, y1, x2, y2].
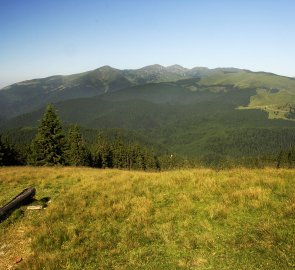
[0, 167, 295, 269]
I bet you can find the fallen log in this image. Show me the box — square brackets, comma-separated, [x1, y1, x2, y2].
[0, 187, 36, 221]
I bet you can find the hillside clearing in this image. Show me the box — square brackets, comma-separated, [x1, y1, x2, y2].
[0, 167, 295, 269]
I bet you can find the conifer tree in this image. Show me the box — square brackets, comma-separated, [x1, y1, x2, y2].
[100, 142, 112, 168]
[0, 135, 5, 166]
[276, 149, 290, 168]
[286, 146, 295, 168]
[0, 135, 22, 166]
[93, 135, 112, 168]
[66, 125, 90, 166]
[30, 104, 65, 165]
[129, 143, 145, 170]
[144, 148, 160, 170]
[111, 137, 127, 168]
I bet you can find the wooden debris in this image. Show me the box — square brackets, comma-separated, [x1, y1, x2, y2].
[0, 187, 36, 221]
[27, 205, 43, 210]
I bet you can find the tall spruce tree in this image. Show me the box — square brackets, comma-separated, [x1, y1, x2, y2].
[111, 138, 127, 168]
[30, 104, 65, 165]
[65, 125, 90, 166]
[93, 135, 112, 168]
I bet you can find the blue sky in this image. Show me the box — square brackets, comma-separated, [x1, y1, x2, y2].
[0, 0, 294, 88]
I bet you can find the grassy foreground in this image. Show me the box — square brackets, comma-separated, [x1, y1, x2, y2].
[0, 167, 295, 269]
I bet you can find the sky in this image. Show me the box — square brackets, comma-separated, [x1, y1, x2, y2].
[0, 0, 295, 88]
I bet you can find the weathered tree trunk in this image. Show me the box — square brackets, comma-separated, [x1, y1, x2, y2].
[0, 187, 36, 221]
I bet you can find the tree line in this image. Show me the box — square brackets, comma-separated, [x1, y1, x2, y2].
[2, 104, 295, 169]
[0, 105, 182, 170]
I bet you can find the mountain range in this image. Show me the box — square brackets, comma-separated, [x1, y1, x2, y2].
[1, 64, 295, 162]
[0, 64, 247, 118]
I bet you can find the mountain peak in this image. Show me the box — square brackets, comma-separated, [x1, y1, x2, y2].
[139, 64, 165, 72]
[96, 65, 116, 71]
[166, 64, 188, 73]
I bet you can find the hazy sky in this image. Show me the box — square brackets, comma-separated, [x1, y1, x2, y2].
[1, 0, 294, 88]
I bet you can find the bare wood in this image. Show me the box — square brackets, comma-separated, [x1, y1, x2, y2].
[27, 205, 43, 210]
[0, 187, 36, 220]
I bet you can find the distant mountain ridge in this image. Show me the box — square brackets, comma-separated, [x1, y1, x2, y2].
[1, 64, 295, 123]
[0, 64, 246, 119]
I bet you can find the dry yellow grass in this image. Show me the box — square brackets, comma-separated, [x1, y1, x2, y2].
[0, 166, 294, 269]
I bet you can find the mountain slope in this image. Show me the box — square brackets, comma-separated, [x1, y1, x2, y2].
[0, 66, 132, 118]
[2, 64, 294, 121]
[2, 65, 295, 161]
[0, 65, 245, 119]
[3, 80, 295, 161]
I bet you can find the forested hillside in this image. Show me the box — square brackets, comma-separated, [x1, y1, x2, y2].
[1, 65, 295, 167]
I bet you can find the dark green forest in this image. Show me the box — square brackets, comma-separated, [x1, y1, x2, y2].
[1, 104, 295, 169]
[0, 105, 182, 170]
